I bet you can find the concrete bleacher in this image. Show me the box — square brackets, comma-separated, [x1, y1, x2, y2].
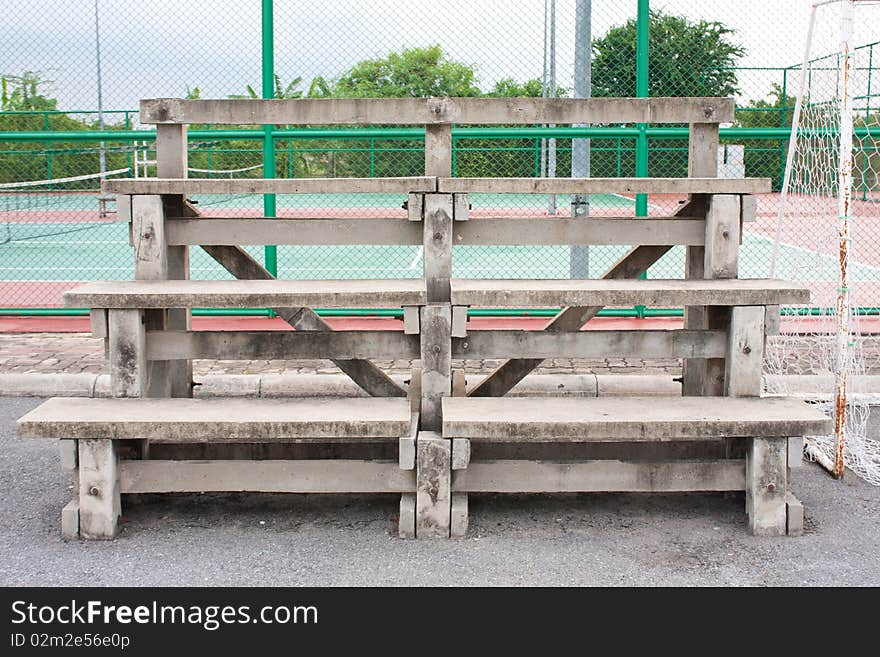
[17, 96, 831, 540]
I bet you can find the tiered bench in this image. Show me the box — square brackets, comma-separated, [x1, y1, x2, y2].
[17, 96, 831, 540]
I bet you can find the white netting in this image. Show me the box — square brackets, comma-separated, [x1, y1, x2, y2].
[766, 0, 880, 484]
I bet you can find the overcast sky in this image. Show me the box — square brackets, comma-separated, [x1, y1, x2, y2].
[2, 1, 878, 113]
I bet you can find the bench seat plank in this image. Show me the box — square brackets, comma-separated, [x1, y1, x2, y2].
[64, 279, 427, 309]
[442, 396, 832, 441]
[438, 177, 771, 195]
[449, 278, 809, 307]
[103, 176, 436, 195]
[18, 397, 413, 442]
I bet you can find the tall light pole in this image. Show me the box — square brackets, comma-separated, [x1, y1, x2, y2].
[546, 0, 557, 215]
[94, 0, 106, 177]
[570, 0, 591, 278]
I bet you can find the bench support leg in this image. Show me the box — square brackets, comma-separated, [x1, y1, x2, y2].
[78, 439, 121, 540]
[416, 431, 451, 538]
[746, 437, 787, 536]
[399, 493, 416, 538]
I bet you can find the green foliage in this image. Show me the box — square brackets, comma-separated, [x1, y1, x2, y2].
[333, 45, 481, 98]
[1, 71, 57, 111]
[591, 10, 744, 98]
[590, 11, 745, 179]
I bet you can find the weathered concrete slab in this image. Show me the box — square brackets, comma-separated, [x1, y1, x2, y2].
[452, 459, 746, 492]
[103, 177, 437, 195]
[438, 177, 771, 195]
[119, 459, 414, 493]
[450, 278, 809, 308]
[166, 218, 423, 246]
[64, 279, 427, 309]
[19, 397, 413, 442]
[140, 97, 734, 126]
[442, 396, 833, 441]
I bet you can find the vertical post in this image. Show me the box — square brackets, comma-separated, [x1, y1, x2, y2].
[94, 0, 106, 181]
[155, 125, 193, 398]
[833, 0, 855, 479]
[262, 0, 278, 277]
[746, 438, 788, 536]
[681, 123, 719, 396]
[78, 439, 120, 539]
[546, 0, 558, 215]
[634, 0, 650, 317]
[416, 431, 452, 538]
[570, 0, 592, 279]
[724, 305, 764, 397]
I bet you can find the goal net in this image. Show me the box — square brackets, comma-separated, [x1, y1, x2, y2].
[766, 0, 880, 483]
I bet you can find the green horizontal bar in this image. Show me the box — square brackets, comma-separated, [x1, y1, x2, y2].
[2, 126, 876, 143]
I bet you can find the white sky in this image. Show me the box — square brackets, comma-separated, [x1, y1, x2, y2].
[1, 1, 878, 112]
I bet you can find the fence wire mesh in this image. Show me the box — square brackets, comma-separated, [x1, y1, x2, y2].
[0, 0, 878, 312]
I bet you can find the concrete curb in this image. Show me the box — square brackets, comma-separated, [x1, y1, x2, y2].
[4, 371, 880, 398]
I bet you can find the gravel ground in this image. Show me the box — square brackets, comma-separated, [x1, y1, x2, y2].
[2, 396, 879, 587]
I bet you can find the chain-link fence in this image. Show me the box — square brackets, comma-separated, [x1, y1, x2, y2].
[1, 0, 878, 312]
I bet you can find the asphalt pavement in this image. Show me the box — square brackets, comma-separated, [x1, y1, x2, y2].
[2, 396, 878, 586]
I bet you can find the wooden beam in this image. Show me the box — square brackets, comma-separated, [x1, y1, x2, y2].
[468, 199, 701, 398]
[196, 228, 407, 398]
[437, 177, 771, 195]
[19, 396, 414, 442]
[452, 459, 745, 493]
[65, 279, 428, 309]
[108, 309, 146, 397]
[442, 396, 832, 441]
[453, 329, 727, 360]
[155, 124, 193, 399]
[425, 125, 452, 177]
[449, 278, 809, 308]
[140, 97, 735, 126]
[78, 439, 120, 539]
[423, 194, 453, 302]
[146, 330, 420, 361]
[453, 218, 705, 245]
[119, 459, 414, 493]
[724, 306, 765, 397]
[467, 245, 673, 398]
[746, 438, 788, 536]
[104, 176, 436, 195]
[420, 304, 452, 432]
[166, 218, 422, 246]
[682, 123, 720, 396]
[416, 432, 452, 538]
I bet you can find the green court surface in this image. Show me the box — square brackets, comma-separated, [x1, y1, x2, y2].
[2, 191, 878, 290]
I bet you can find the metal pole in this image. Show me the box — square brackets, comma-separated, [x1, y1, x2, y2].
[547, 0, 558, 215]
[833, 0, 855, 479]
[634, 0, 650, 317]
[540, 0, 548, 179]
[570, 0, 591, 278]
[94, 0, 106, 178]
[262, 0, 278, 277]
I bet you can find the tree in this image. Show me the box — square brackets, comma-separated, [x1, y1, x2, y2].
[590, 11, 745, 179]
[333, 45, 480, 98]
[1, 71, 57, 111]
[591, 10, 745, 98]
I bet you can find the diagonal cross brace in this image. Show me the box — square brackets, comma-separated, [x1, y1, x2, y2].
[186, 202, 406, 397]
[468, 198, 706, 398]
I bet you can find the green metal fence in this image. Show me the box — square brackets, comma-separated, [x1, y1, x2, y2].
[1, 1, 879, 315]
